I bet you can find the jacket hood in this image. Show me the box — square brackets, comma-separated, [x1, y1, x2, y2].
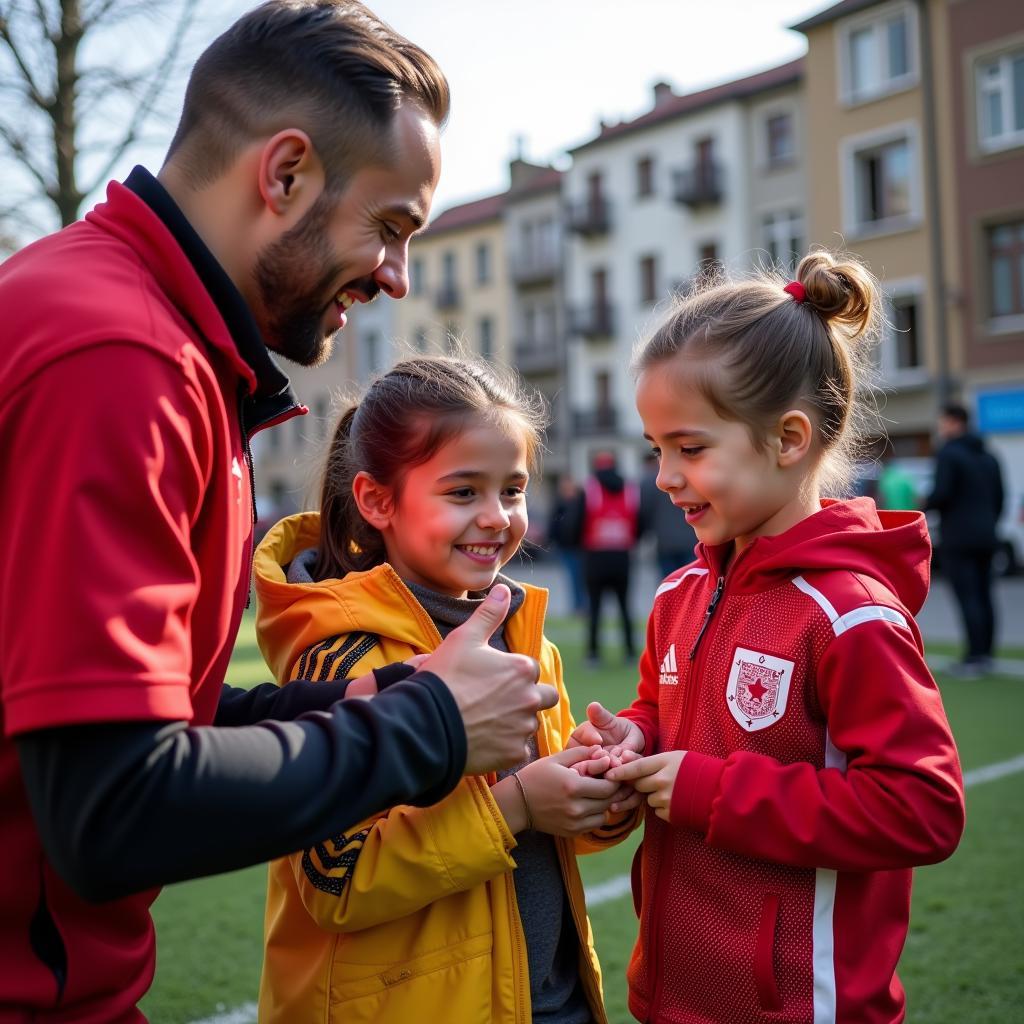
[702, 498, 931, 614]
[253, 512, 544, 682]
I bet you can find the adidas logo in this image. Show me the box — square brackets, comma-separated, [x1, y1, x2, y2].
[659, 644, 678, 685]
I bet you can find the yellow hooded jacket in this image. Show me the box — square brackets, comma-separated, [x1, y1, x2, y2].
[254, 513, 632, 1024]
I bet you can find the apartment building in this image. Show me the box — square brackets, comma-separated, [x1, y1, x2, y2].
[393, 191, 509, 364]
[504, 158, 568, 490]
[794, 0, 959, 455]
[946, 0, 1024, 559]
[562, 61, 804, 480]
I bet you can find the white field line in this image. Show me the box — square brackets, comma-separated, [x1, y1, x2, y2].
[187, 751, 1024, 1024]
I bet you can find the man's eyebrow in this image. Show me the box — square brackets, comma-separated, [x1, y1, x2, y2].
[386, 203, 426, 231]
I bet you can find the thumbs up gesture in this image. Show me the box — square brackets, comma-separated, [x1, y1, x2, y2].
[422, 584, 559, 775]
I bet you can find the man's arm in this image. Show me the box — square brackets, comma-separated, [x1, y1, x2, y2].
[214, 679, 352, 725]
[16, 672, 465, 902]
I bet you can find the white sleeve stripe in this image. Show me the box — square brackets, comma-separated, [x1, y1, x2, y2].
[791, 575, 910, 636]
[654, 566, 708, 599]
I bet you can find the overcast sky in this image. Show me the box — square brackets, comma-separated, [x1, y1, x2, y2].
[114, 0, 832, 218]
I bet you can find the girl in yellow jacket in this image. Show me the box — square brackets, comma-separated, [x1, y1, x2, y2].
[254, 357, 636, 1024]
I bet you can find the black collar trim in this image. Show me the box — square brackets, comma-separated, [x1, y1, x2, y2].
[124, 165, 293, 404]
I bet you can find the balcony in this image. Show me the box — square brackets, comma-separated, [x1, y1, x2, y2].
[572, 406, 619, 436]
[672, 163, 724, 208]
[565, 197, 612, 237]
[569, 301, 615, 339]
[510, 250, 561, 286]
[434, 283, 460, 311]
[513, 339, 561, 375]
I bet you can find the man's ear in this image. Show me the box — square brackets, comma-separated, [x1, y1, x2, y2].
[775, 409, 814, 468]
[352, 471, 394, 530]
[256, 129, 325, 220]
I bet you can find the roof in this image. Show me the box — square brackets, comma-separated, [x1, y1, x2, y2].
[422, 191, 505, 237]
[507, 165, 562, 202]
[569, 58, 804, 155]
[791, 0, 886, 32]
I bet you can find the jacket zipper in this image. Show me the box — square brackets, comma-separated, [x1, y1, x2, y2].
[238, 389, 258, 609]
[688, 574, 725, 661]
[648, 572, 727, 1022]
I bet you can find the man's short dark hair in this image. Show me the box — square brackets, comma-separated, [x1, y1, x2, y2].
[942, 403, 970, 427]
[165, 0, 449, 189]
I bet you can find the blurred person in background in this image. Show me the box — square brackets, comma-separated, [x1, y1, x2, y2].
[925, 403, 1005, 676]
[547, 474, 587, 615]
[580, 451, 639, 666]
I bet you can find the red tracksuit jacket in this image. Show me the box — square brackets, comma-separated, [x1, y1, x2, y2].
[621, 498, 964, 1024]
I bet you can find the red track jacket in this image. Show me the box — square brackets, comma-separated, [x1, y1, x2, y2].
[621, 499, 964, 1024]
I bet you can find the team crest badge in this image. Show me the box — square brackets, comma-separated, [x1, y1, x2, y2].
[726, 647, 794, 732]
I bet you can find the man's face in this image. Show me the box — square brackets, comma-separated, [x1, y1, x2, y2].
[253, 103, 441, 366]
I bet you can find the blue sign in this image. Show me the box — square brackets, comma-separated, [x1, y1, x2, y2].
[977, 388, 1024, 434]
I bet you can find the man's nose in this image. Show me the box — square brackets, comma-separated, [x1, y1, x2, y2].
[374, 242, 410, 299]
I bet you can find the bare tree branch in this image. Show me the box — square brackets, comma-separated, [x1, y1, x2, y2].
[0, 120, 52, 192]
[0, 14, 51, 108]
[84, 0, 198, 192]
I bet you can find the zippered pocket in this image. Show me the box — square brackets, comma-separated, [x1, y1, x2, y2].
[754, 892, 783, 1012]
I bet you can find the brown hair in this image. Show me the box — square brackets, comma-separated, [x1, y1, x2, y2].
[166, 0, 449, 189]
[632, 249, 883, 493]
[314, 356, 546, 581]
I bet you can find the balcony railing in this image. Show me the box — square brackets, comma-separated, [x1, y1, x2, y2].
[510, 250, 561, 286]
[569, 301, 615, 339]
[565, 197, 612, 236]
[572, 406, 619, 436]
[434, 283, 460, 311]
[513, 339, 561, 375]
[672, 163, 724, 208]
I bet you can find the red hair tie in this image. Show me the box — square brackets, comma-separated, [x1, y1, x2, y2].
[783, 281, 806, 303]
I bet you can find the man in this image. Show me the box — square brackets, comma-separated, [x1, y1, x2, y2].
[925, 403, 1005, 676]
[0, 3, 566, 1020]
[579, 451, 639, 665]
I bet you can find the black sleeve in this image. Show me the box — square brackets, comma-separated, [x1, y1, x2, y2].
[924, 450, 954, 512]
[15, 672, 465, 903]
[214, 679, 353, 726]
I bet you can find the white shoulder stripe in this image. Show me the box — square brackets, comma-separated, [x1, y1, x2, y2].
[791, 575, 909, 637]
[654, 566, 708, 599]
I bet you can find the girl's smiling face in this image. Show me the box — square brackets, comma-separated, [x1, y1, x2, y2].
[636, 362, 816, 553]
[367, 418, 530, 598]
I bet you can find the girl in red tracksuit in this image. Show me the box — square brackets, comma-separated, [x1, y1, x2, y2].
[576, 250, 965, 1023]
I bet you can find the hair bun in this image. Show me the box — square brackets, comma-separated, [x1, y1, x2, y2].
[794, 250, 879, 342]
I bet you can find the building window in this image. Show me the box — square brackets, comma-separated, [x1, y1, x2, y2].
[765, 113, 795, 168]
[479, 316, 494, 359]
[363, 330, 380, 375]
[414, 326, 428, 352]
[639, 254, 658, 304]
[844, 125, 919, 234]
[475, 242, 491, 285]
[636, 156, 655, 198]
[410, 257, 424, 296]
[442, 250, 457, 288]
[314, 396, 329, 439]
[763, 211, 803, 271]
[523, 306, 537, 345]
[976, 50, 1024, 153]
[840, 2, 917, 103]
[697, 241, 721, 279]
[445, 322, 461, 353]
[890, 295, 922, 371]
[988, 220, 1024, 319]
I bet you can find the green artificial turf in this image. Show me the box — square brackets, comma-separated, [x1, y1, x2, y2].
[141, 615, 1024, 1024]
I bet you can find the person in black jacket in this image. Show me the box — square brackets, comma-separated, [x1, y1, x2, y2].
[925, 403, 1005, 675]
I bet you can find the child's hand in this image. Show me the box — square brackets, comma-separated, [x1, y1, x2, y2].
[510, 747, 623, 837]
[606, 751, 687, 821]
[567, 702, 646, 760]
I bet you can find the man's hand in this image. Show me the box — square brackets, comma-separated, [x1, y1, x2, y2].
[568, 702, 645, 759]
[606, 750, 687, 821]
[421, 584, 558, 775]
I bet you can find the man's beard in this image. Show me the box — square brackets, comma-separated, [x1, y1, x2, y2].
[253, 190, 342, 368]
